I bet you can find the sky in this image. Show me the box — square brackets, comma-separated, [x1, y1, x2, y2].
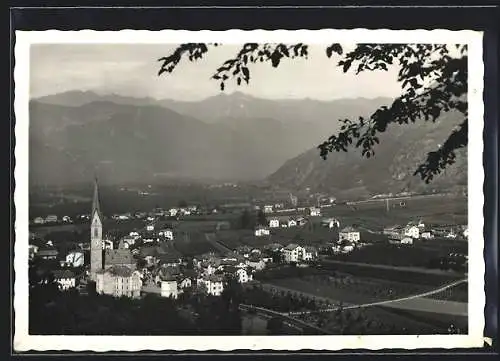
[30, 43, 403, 101]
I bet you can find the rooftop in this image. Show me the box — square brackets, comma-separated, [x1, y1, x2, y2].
[52, 269, 75, 279]
[105, 249, 135, 265]
[99, 265, 135, 277]
[37, 248, 59, 256]
[340, 226, 358, 233]
[284, 243, 301, 251]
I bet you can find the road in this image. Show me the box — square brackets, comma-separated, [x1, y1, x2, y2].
[345, 193, 455, 206]
[204, 232, 232, 254]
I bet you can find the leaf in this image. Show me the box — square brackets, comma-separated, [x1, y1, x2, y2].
[242, 67, 250, 80]
[220, 82, 225, 91]
[342, 61, 350, 73]
[271, 51, 281, 67]
[326, 43, 343, 58]
[237, 77, 241, 86]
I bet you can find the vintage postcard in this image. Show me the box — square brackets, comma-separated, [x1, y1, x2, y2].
[14, 29, 485, 351]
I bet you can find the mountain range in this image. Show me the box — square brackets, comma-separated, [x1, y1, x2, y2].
[29, 90, 466, 196]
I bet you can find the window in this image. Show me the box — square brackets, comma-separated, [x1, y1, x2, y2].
[93, 227, 99, 238]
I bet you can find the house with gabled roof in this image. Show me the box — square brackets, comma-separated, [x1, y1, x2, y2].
[282, 243, 305, 263]
[51, 269, 76, 290]
[95, 265, 142, 299]
[339, 226, 360, 243]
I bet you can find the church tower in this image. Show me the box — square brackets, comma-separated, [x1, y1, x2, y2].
[90, 177, 103, 279]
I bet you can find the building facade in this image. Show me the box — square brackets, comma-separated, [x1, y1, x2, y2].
[283, 244, 305, 263]
[95, 266, 142, 298]
[339, 226, 361, 243]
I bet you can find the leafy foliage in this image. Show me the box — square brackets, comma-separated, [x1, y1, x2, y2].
[158, 43, 468, 183]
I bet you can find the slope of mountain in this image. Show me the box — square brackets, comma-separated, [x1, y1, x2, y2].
[29, 101, 271, 185]
[30, 91, 392, 186]
[267, 110, 467, 199]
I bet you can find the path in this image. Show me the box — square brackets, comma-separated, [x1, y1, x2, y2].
[204, 232, 232, 254]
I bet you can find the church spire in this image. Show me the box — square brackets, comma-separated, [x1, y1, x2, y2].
[92, 176, 101, 219]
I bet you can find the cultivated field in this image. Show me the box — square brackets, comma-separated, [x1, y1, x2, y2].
[321, 194, 467, 230]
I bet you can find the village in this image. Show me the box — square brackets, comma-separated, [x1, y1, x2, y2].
[29, 179, 469, 311]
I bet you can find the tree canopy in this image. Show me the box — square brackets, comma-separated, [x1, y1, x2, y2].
[158, 43, 467, 183]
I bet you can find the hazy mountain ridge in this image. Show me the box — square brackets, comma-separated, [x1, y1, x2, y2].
[267, 110, 467, 198]
[30, 90, 466, 196]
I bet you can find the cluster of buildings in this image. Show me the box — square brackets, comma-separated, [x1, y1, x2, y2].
[383, 220, 468, 244]
[261, 204, 323, 217]
[254, 216, 340, 238]
[32, 215, 73, 225]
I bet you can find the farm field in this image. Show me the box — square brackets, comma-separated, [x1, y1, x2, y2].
[423, 281, 468, 302]
[263, 273, 458, 306]
[379, 307, 468, 332]
[319, 259, 465, 285]
[381, 297, 467, 316]
[321, 194, 467, 230]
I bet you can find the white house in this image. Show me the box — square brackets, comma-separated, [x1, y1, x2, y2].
[421, 231, 434, 240]
[342, 245, 355, 253]
[29, 244, 39, 260]
[263, 205, 274, 214]
[288, 219, 298, 227]
[404, 225, 420, 239]
[463, 227, 469, 239]
[158, 229, 174, 240]
[45, 215, 58, 223]
[296, 217, 307, 226]
[121, 236, 138, 248]
[446, 231, 457, 239]
[339, 226, 361, 243]
[269, 219, 280, 228]
[102, 239, 114, 250]
[52, 270, 76, 291]
[198, 274, 225, 296]
[33, 217, 45, 224]
[66, 251, 85, 268]
[62, 215, 72, 223]
[200, 262, 217, 276]
[309, 207, 321, 217]
[246, 257, 266, 270]
[401, 237, 414, 245]
[254, 226, 270, 237]
[235, 268, 253, 283]
[169, 208, 179, 217]
[146, 224, 155, 232]
[178, 277, 192, 289]
[302, 246, 318, 261]
[161, 278, 179, 299]
[283, 244, 305, 263]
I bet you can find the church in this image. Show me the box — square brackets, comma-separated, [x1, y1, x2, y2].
[90, 178, 142, 298]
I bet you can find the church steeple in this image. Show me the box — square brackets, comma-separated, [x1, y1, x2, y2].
[90, 176, 104, 278]
[92, 176, 102, 220]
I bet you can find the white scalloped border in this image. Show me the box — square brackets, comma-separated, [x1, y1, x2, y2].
[13, 29, 485, 352]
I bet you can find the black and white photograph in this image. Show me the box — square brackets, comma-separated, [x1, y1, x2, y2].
[13, 29, 485, 351]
